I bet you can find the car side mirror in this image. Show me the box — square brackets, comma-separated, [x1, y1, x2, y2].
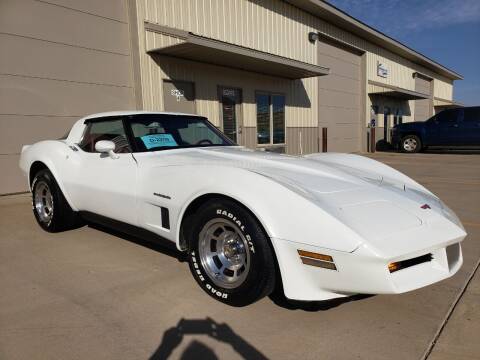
[95, 140, 119, 159]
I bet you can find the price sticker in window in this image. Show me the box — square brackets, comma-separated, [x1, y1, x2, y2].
[141, 134, 178, 149]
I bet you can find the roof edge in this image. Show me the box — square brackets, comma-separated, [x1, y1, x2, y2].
[286, 0, 463, 80]
[368, 80, 431, 100]
[144, 21, 330, 79]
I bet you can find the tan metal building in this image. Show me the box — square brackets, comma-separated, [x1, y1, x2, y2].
[0, 0, 462, 194]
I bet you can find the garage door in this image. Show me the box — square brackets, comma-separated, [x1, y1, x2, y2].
[414, 76, 432, 121]
[317, 40, 362, 153]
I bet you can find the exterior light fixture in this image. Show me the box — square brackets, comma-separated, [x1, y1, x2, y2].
[308, 32, 319, 43]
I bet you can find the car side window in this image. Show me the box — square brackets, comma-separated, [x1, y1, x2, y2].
[78, 119, 132, 153]
[435, 110, 458, 124]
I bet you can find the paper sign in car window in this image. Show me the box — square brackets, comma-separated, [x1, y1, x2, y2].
[141, 134, 178, 149]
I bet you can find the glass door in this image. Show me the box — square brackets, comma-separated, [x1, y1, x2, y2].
[383, 107, 391, 142]
[219, 87, 242, 144]
[393, 108, 403, 126]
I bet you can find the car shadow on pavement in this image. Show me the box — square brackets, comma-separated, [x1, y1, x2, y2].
[269, 288, 374, 312]
[86, 222, 187, 263]
[86, 221, 373, 312]
[149, 317, 268, 360]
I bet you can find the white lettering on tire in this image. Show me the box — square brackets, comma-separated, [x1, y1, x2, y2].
[191, 251, 228, 299]
[190, 251, 205, 281]
[206, 283, 228, 299]
[216, 209, 255, 253]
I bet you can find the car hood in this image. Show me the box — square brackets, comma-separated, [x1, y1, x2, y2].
[135, 146, 465, 255]
[136, 146, 418, 194]
[395, 121, 425, 130]
[137, 146, 376, 186]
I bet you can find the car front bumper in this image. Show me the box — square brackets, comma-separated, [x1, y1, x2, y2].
[272, 233, 464, 301]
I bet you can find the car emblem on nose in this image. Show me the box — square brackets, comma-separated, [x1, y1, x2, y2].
[421, 204, 431, 209]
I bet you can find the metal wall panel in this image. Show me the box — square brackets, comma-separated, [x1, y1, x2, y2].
[162, 80, 196, 113]
[145, 31, 186, 51]
[0, 115, 78, 155]
[434, 77, 454, 100]
[134, 0, 456, 155]
[39, 0, 129, 22]
[365, 48, 452, 99]
[0, 0, 131, 54]
[0, 74, 134, 118]
[286, 127, 318, 154]
[0, 0, 135, 194]
[136, 0, 320, 132]
[138, 0, 318, 64]
[242, 127, 258, 149]
[0, 155, 23, 194]
[138, 51, 317, 128]
[0, 34, 132, 87]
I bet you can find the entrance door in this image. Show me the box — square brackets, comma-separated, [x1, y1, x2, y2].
[383, 107, 391, 142]
[219, 87, 242, 144]
[163, 80, 196, 114]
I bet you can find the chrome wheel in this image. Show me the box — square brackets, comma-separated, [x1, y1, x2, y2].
[198, 218, 250, 289]
[403, 137, 417, 152]
[34, 181, 54, 224]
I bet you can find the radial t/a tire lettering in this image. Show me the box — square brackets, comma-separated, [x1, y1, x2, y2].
[187, 199, 276, 306]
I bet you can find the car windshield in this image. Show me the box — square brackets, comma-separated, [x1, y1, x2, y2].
[128, 114, 235, 152]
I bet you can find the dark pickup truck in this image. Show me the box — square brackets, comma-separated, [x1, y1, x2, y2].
[392, 106, 480, 153]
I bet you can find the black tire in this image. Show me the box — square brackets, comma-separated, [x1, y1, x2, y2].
[187, 199, 276, 306]
[401, 134, 422, 153]
[31, 169, 83, 232]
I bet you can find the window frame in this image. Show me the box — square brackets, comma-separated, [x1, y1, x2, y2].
[435, 109, 459, 124]
[78, 114, 236, 154]
[255, 91, 286, 147]
[78, 116, 134, 154]
[217, 85, 243, 144]
[127, 114, 234, 152]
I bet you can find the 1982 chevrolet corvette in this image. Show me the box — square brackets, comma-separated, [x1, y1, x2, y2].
[19, 111, 466, 306]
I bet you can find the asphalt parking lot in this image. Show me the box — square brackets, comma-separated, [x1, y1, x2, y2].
[1, 152, 479, 360]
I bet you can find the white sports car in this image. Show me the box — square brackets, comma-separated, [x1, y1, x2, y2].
[19, 111, 466, 306]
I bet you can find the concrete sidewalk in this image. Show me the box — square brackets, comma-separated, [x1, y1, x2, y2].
[0, 152, 479, 360]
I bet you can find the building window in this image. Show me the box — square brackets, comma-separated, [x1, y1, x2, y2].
[256, 93, 285, 145]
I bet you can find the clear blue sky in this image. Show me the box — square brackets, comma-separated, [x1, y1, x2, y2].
[327, 0, 480, 105]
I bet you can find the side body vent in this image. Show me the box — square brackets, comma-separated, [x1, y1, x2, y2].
[161, 207, 170, 230]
